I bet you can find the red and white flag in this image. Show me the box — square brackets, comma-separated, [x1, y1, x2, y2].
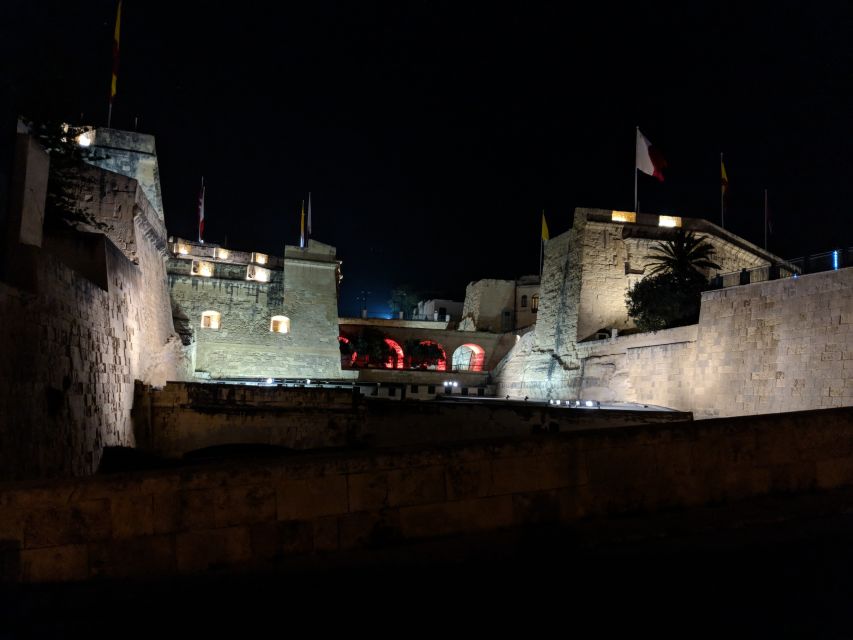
[197, 177, 205, 243]
[636, 129, 667, 182]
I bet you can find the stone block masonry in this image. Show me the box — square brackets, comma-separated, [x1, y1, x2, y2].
[168, 240, 343, 380]
[3, 406, 853, 582]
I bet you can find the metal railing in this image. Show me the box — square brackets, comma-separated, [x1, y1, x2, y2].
[709, 247, 852, 290]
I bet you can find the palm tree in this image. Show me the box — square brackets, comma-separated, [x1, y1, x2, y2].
[644, 229, 722, 278]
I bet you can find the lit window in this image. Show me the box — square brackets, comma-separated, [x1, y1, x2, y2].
[201, 310, 221, 330]
[251, 252, 268, 265]
[531, 294, 540, 312]
[521, 295, 528, 308]
[270, 315, 290, 334]
[611, 210, 637, 223]
[658, 215, 682, 228]
[191, 260, 214, 277]
[246, 264, 271, 282]
[215, 247, 230, 260]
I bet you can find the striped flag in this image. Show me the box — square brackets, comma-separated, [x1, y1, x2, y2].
[197, 177, 205, 243]
[300, 200, 305, 248]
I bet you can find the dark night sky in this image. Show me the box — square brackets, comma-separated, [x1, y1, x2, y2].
[4, 1, 853, 315]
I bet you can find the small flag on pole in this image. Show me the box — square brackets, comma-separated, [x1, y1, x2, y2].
[197, 177, 205, 243]
[108, 0, 122, 127]
[721, 157, 729, 197]
[636, 129, 667, 182]
[300, 200, 306, 248]
[307, 192, 313, 237]
[541, 212, 549, 241]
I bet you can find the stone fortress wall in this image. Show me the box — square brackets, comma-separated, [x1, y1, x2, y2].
[496, 208, 853, 418]
[457, 276, 541, 333]
[0, 128, 184, 481]
[168, 239, 345, 380]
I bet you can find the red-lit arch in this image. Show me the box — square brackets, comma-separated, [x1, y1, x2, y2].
[452, 343, 486, 372]
[338, 336, 357, 367]
[416, 340, 447, 371]
[384, 338, 405, 369]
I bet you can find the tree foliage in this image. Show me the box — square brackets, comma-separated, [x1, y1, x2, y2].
[626, 271, 707, 332]
[627, 230, 721, 332]
[404, 339, 444, 368]
[645, 229, 722, 278]
[350, 328, 391, 365]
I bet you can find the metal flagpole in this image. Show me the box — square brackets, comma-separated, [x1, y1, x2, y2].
[634, 127, 639, 213]
[720, 153, 725, 229]
[764, 188, 768, 250]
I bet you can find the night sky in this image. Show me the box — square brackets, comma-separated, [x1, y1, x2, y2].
[4, 1, 853, 315]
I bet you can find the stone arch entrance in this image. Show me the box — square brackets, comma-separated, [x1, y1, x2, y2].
[384, 338, 405, 369]
[452, 343, 486, 372]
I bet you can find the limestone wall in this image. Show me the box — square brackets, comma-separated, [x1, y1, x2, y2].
[0, 238, 181, 481]
[168, 245, 343, 380]
[458, 279, 516, 332]
[4, 406, 853, 583]
[0, 137, 182, 480]
[693, 268, 853, 418]
[498, 267, 853, 420]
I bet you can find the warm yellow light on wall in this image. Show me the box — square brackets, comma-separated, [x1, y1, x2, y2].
[201, 310, 221, 329]
[659, 215, 682, 228]
[215, 248, 230, 260]
[176, 243, 190, 255]
[191, 260, 214, 277]
[611, 210, 637, 223]
[252, 252, 268, 265]
[246, 265, 271, 282]
[270, 315, 290, 334]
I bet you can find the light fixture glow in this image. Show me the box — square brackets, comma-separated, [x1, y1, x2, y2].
[658, 215, 682, 228]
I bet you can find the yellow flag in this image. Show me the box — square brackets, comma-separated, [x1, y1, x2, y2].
[721, 157, 729, 196]
[110, 1, 122, 99]
[541, 212, 549, 241]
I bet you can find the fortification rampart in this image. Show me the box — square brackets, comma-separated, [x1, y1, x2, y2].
[498, 267, 853, 418]
[4, 406, 852, 582]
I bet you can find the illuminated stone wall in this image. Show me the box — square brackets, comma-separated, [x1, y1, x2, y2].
[458, 277, 540, 333]
[167, 240, 344, 380]
[0, 136, 184, 481]
[497, 259, 853, 418]
[495, 208, 850, 415]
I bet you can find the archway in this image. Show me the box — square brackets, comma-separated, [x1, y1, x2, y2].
[410, 340, 447, 371]
[452, 343, 486, 372]
[338, 336, 357, 368]
[384, 338, 405, 369]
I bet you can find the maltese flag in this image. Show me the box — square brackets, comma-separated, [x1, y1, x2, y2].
[636, 129, 667, 182]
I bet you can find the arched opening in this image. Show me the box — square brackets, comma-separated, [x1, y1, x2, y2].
[407, 340, 446, 371]
[338, 336, 357, 368]
[270, 315, 290, 334]
[384, 338, 405, 369]
[201, 310, 221, 330]
[452, 343, 486, 372]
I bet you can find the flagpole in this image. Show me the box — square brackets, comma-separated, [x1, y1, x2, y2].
[720, 153, 725, 229]
[634, 126, 639, 213]
[764, 188, 768, 250]
[539, 210, 544, 280]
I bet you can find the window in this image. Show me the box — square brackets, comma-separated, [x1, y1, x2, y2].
[201, 310, 221, 330]
[270, 315, 290, 334]
[410, 384, 419, 393]
[611, 211, 636, 223]
[246, 264, 271, 282]
[191, 260, 214, 277]
[521, 295, 528, 308]
[501, 310, 513, 331]
[531, 294, 540, 313]
[427, 385, 435, 394]
[658, 215, 682, 228]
